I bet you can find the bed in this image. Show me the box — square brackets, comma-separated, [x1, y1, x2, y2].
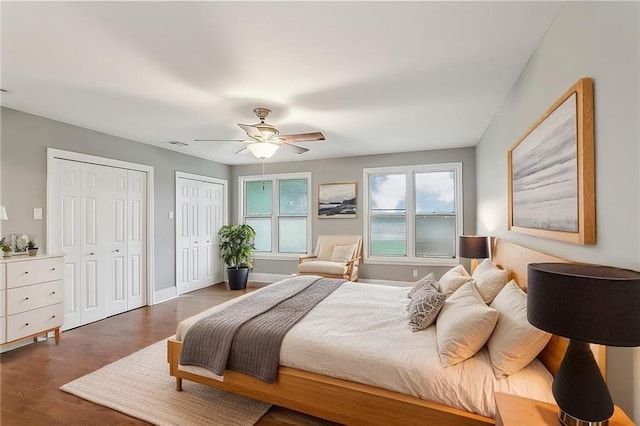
[167, 239, 606, 425]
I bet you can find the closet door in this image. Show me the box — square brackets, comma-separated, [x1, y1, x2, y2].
[198, 182, 215, 290]
[106, 168, 128, 317]
[127, 170, 146, 310]
[52, 159, 83, 330]
[176, 178, 192, 295]
[79, 163, 108, 325]
[211, 183, 225, 283]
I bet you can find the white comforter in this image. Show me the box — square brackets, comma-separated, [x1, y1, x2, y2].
[176, 278, 555, 418]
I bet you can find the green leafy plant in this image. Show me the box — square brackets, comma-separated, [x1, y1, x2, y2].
[28, 238, 37, 249]
[1, 244, 11, 253]
[218, 224, 256, 269]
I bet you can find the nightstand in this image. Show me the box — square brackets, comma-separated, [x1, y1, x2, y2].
[494, 392, 634, 426]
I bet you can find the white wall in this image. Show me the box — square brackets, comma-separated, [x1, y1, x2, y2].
[476, 2, 639, 422]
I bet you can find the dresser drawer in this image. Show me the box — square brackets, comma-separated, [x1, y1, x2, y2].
[6, 257, 64, 288]
[7, 280, 64, 316]
[6, 303, 64, 342]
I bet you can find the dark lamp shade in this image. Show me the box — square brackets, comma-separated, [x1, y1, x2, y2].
[527, 263, 640, 347]
[458, 236, 489, 259]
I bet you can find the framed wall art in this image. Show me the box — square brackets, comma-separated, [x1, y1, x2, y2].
[507, 77, 595, 244]
[318, 182, 357, 218]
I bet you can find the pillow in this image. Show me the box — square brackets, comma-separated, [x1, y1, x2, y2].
[437, 265, 472, 296]
[472, 259, 509, 304]
[436, 281, 499, 367]
[407, 273, 437, 298]
[487, 280, 552, 377]
[408, 286, 446, 332]
[329, 245, 357, 263]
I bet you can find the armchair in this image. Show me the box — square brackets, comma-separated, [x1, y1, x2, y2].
[298, 235, 363, 282]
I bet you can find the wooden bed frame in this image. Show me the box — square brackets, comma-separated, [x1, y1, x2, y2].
[167, 239, 606, 425]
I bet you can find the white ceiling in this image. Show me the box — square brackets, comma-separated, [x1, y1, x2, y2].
[1, 2, 562, 165]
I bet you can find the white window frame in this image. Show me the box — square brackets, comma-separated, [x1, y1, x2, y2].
[238, 172, 312, 260]
[363, 162, 463, 266]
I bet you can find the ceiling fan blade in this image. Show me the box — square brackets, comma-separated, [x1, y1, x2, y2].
[235, 147, 250, 155]
[277, 143, 309, 154]
[194, 139, 245, 142]
[238, 124, 263, 140]
[278, 132, 325, 143]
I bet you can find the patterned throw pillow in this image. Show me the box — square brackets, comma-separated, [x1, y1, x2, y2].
[408, 286, 446, 332]
[407, 273, 437, 298]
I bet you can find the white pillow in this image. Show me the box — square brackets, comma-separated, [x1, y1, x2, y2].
[436, 281, 499, 367]
[407, 273, 437, 298]
[437, 265, 472, 296]
[472, 259, 509, 304]
[487, 280, 552, 378]
[329, 245, 357, 263]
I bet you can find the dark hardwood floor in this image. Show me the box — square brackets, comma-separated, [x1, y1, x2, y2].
[0, 282, 336, 426]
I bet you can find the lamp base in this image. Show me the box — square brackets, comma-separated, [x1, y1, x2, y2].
[559, 409, 609, 426]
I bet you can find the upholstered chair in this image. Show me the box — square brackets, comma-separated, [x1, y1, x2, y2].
[297, 235, 363, 282]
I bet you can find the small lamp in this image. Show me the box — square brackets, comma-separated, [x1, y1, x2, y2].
[0, 205, 7, 220]
[458, 235, 489, 272]
[527, 263, 640, 426]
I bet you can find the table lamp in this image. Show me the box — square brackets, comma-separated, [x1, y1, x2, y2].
[458, 235, 489, 272]
[527, 262, 640, 426]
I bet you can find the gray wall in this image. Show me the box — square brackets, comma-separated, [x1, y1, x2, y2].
[232, 147, 476, 281]
[475, 2, 639, 421]
[0, 107, 231, 292]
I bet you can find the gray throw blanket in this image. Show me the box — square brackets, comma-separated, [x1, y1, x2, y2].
[180, 275, 344, 383]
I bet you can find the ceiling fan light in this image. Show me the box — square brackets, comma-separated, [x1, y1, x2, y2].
[247, 142, 279, 160]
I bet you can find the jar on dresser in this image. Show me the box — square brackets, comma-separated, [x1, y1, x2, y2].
[0, 254, 64, 347]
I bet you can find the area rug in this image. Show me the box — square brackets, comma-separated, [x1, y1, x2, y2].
[60, 339, 271, 426]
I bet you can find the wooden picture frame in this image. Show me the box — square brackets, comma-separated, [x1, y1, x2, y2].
[318, 182, 357, 218]
[507, 77, 595, 244]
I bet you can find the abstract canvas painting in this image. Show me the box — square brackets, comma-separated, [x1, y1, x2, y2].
[507, 78, 595, 244]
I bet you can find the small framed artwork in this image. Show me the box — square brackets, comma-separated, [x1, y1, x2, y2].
[318, 182, 357, 218]
[11, 234, 30, 254]
[507, 77, 595, 244]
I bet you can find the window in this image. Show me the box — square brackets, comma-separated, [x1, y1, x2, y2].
[240, 172, 311, 257]
[364, 163, 462, 265]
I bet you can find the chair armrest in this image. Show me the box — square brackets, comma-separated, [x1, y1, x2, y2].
[298, 254, 318, 265]
[345, 256, 362, 266]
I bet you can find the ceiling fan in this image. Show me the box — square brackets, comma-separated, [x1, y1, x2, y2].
[196, 108, 325, 159]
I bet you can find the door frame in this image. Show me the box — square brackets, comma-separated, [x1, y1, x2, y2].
[46, 148, 156, 304]
[175, 171, 228, 295]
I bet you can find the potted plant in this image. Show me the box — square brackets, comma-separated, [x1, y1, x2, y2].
[218, 224, 256, 290]
[1, 239, 12, 257]
[28, 238, 38, 256]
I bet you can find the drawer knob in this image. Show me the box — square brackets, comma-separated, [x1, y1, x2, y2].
[51, 268, 56, 271]
[89, 252, 95, 256]
[114, 249, 120, 253]
[25, 323, 29, 326]
[25, 271, 29, 274]
[52, 315, 56, 318]
[51, 291, 56, 295]
[25, 297, 29, 300]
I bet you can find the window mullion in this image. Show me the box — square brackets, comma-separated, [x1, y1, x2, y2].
[407, 171, 415, 261]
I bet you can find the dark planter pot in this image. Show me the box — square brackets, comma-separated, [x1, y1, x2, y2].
[227, 267, 249, 290]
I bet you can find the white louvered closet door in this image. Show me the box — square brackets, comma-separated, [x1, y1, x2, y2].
[127, 170, 146, 310]
[51, 157, 148, 330]
[176, 177, 224, 294]
[176, 178, 192, 295]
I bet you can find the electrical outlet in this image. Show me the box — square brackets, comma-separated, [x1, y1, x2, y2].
[168, 211, 174, 220]
[412, 269, 418, 278]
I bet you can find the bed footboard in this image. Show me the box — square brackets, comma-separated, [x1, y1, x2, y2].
[167, 338, 493, 426]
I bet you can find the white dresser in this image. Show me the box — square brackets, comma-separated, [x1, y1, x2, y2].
[0, 254, 64, 346]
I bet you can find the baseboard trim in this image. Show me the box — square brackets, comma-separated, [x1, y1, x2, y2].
[153, 286, 177, 305]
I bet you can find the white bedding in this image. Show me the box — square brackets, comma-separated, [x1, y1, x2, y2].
[176, 277, 555, 418]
